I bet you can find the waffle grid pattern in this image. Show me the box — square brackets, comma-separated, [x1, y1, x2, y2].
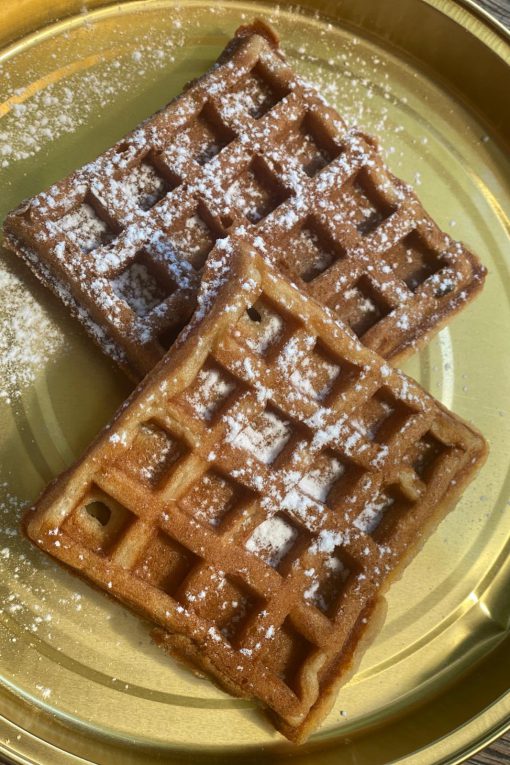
[4, 22, 485, 378]
[25, 248, 486, 739]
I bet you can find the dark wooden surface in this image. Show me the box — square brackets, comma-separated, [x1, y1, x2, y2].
[477, 0, 510, 27]
[1, 1, 509, 765]
[466, 3, 509, 761]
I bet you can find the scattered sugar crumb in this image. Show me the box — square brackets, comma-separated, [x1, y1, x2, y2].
[35, 683, 52, 700]
[0, 264, 66, 404]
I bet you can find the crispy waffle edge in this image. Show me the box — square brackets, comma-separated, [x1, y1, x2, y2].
[21, 243, 488, 742]
[3, 19, 487, 377]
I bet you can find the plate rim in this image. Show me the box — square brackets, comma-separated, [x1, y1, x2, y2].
[0, 0, 509, 763]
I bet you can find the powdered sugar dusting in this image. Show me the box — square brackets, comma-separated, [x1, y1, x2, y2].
[232, 408, 291, 464]
[246, 309, 284, 355]
[354, 493, 394, 533]
[298, 455, 345, 502]
[0, 263, 66, 404]
[245, 515, 298, 568]
[187, 367, 236, 421]
[59, 203, 113, 254]
[111, 260, 167, 317]
[0, 27, 188, 169]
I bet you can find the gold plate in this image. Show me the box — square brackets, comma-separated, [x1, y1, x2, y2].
[0, 1, 509, 763]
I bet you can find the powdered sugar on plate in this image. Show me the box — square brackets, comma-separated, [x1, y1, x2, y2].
[0, 262, 65, 404]
[0, 26, 187, 170]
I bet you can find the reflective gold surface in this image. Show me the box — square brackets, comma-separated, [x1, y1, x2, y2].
[0, 1, 509, 763]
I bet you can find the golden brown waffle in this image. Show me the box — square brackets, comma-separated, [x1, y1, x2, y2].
[23, 244, 487, 742]
[4, 21, 485, 380]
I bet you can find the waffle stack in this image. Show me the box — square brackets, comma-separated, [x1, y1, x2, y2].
[9, 21, 489, 743]
[23, 245, 487, 742]
[4, 22, 485, 379]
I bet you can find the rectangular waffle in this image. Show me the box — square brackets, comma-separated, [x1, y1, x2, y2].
[4, 21, 486, 380]
[23, 243, 487, 742]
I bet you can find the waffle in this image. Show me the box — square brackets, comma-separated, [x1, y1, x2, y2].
[4, 21, 486, 380]
[23, 243, 487, 742]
